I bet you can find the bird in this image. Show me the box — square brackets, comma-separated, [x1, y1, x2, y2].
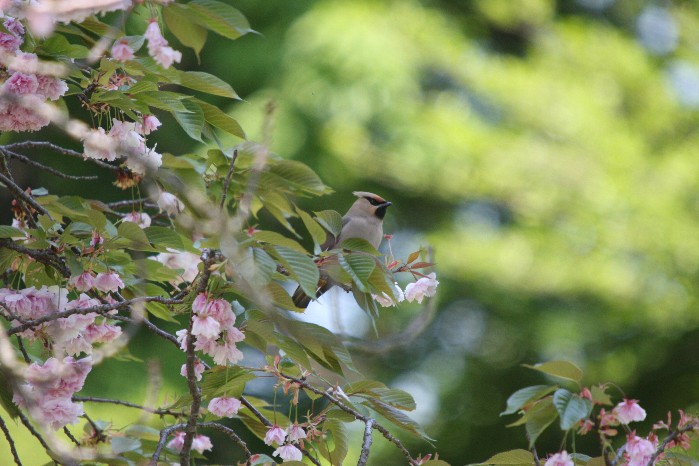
[292, 191, 392, 308]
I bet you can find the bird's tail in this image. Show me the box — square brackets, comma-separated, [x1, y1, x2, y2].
[292, 278, 331, 309]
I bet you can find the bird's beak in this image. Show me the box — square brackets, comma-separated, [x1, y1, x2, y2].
[375, 201, 392, 219]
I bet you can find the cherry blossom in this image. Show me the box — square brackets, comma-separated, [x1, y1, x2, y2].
[140, 114, 161, 134]
[264, 425, 287, 446]
[153, 250, 201, 284]
[157, 191, 184, 215]
[625, 433, 658, 466]
[94, 271, 125, 293]
[372, 283, 405, 307]
[208, 396, 242, 417]
[122, 211, 152, 228]
[111, 38, 135, 62]
[273, 444, 303, 462]
[544, 451, 573, 466]
[613, 399, 646, 425]
[404, 272, 439, 304]
[287, 423, 307, 442]
[180, 359, 206, 381]
[69, 271, 96, 292]
[144, 19, 182, 69]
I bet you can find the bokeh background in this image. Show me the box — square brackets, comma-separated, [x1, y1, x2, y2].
[4, 0, 699, 464]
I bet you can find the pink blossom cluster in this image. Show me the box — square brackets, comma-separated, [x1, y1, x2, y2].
[82, 117, 162, 174]
[122, 211, 152, 228]
[176, 293, 245, 375]
[372, 273, 439, 307]
[12, 356, 91, 430]
[166, 431, 213, 454]
[144, 19, 182, 69]
[544, 451, 573, 466]
[624, 433, 658, 466]
[264, 424, 306, 462]
[208, 396, 241, 417]
[0, 18, 68, 132]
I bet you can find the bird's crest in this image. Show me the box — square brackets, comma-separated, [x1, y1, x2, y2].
[352, 191, 386, 203]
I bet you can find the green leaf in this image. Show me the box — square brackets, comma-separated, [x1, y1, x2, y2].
[523, 360, 583, 383]
[195, 99, 246, 139]
[143, 226, 184, 250]
[339, 252, 376, 293]
[173, 99, 205, 142]
[340, 238, 381, 255]
[115, 222, 154, 251]
[268, 160, 331, 196]
[524, 398, 558, 448]
[286, 319, 354, 373]
[163, 5, 208, 58]
[0, 225, 24, 238]
[266, 281, 305, 312]
[272, 246, 319, 300]
[477, 449, 534, 466]
[183, 0, 253, 39]
[314, 210, 343, 238]
[591, 385, 612, 406]
[274, 332, 312, 369]
[252, 231, 307, 253]
[501, 385, 557, 416]
[136, 91, 192, 113]
[111, 436, 141, 455]
[145, 301, 179, 323]
[0, 367, 20, 419]
[179, 71, 239, 99]
[296, 207, 328, 252]
[201, 366, 254, 399]
[365, 398, 434, 441]
[318, 419, 349, 465]
[552, 389, 592, 430]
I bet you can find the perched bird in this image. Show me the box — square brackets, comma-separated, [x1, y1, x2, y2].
[292, 191, 392, 308]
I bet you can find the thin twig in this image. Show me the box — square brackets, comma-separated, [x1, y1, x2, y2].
[199, 422, 251, 465]
[279, 372, 418, 466]
[0, 148, 98, 180]
[72, 396, 187, 418]
[109, 313, 181, 348]
[4, 141, 119, 172]
[647, 422, 699, 466]
[149, 423, 186, 466]
[0, 171, 51, 217]
[0, 239, 71, 278]
[357, 418, 375, 466]
[0, 414, 23, 466]
[8, 295, 183, 336]
[532, 446, 540, 466]
[219, 149, 239, 211]
[62, 426, 80, 446]
[16, 411, 52, 456]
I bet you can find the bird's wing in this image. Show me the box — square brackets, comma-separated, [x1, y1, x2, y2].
[320, 215, 351, 250]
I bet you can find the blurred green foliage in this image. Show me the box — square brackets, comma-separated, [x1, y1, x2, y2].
[5, 0, 699, 464]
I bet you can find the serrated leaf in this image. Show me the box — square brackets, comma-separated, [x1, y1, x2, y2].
[477, 449, 534, 466]
[143, 227, 184, 250]
[116, 221, 154, 251]
[183, 0, 253, 39]
[145, 301, 179, 323]
[552, 389, 592, 430]
[266, 281, 305, 312]
[314, 210, 343, 238]
[525, 398, 558, 448]
[339, 252, 376, 293]
[286, 319, 354, 373]
[252, 231, 306, 253]
[111, 436, 141, 455]
[274, 332, 312, 369]
[0, 225, 24, 238]
[272, 246, 319, 300]
[163, 5, 208, 58]
[173, 99, 205, 142]
[365, 399, 434, 441]
[318, 419, 348, 465]
[340, 238, 381, 255]
[136, 91, 192, 113]
[268, 160, 331, 195]
[523, 361, 583, 383]
[179, 71, 239, 99]
[195, 99, 246, 138]
[501, 385, 557, 416]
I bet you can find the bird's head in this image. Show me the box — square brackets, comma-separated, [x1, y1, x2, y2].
[352, 191, 392, 219]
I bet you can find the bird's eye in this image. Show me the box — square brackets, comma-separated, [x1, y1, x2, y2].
[366, 197, 380, 206]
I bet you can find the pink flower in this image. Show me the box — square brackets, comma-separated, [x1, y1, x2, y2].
[141, 114, 161, 134]
[208, 396, 241, 417]
[287, 423, 307, 442]
[35, 75, 68, 100]
[122, 211, 151, 228]
[273, 444, 303, 462]
[404, 273, 439, 304]
[4, 18, 25, 37]
[614, 399, 646, 424]
[83, 127, 118, 161]
[70, 271, 95, 292]
[372, 283, 405, 307]
[191, 314, 221, 339]
[65, 293, 101, 310]
[111, 39, 135, 61]
[94, 271, 124, 293]
[167, 431, 186, 451]
[157, 191, 184, 215]
[144, 20, 167, 48]
[544, 451, 573, 466]
[192, 434, 213, 454]
[264, 425, 287, 446]
[625, 434, 657, 466]
[192, 293, 209, 314]
[180, 359, 205, 381]
[154, 250, 201, 284]
[4, 72, 39, 95]
[208, 330, 244, 365]
[0, 32, 22, 52]
[152, 45, 182, 68]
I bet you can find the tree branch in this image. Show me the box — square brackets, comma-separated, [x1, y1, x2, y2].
[0, 414, 23, 466]
[149, 423, 186, 466]
[357, 418, 375, 466]
[0, 239, 71, 278]
[73, 396, 187, 418]
[219, 149, 238, 211]
[3, 141, 119, 172]
[0, 147, 98, 181]
[199, 421, 251, 465]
